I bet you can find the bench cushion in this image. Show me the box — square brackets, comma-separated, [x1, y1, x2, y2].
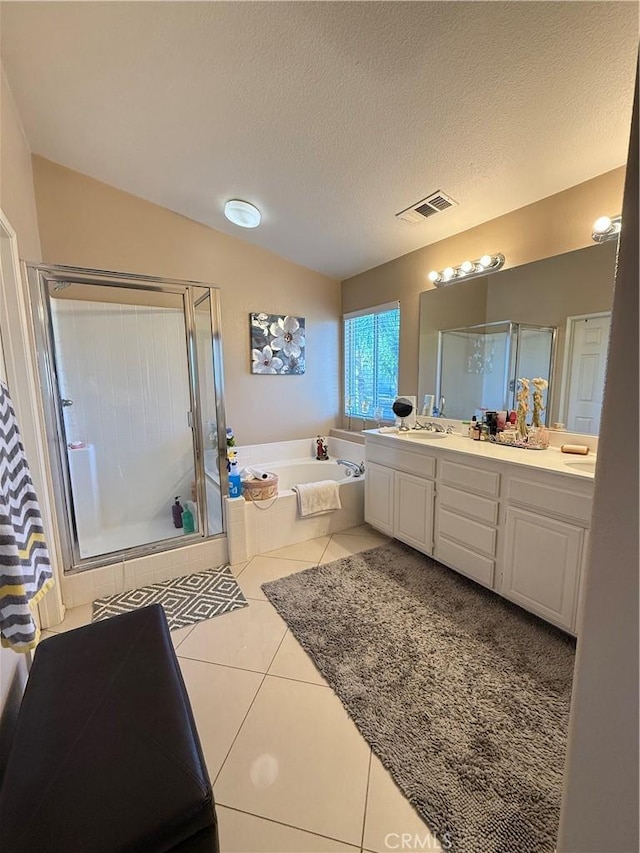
[0, 604, 218, 852]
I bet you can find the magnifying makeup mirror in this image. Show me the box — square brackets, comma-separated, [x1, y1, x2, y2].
[392, 397, 414, 431]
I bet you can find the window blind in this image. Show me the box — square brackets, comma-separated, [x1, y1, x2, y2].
[343, 303, 400, 421]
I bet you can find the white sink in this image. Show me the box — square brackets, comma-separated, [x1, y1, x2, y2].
[564, 460, 597, 474]
[398, 431, 449, 440]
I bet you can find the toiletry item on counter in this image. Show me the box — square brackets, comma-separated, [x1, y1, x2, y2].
[508, 410, 517, 425]
[561, 444, 590, 455]
[172, 497, 184, 528]
[468, 416, 477, 438]
[553, 422, 566, 431]
[485, 411, 498, 436]
[472, 420, 482, 441]
[182, 504, 195, 534]
[497, 410, 508, 432]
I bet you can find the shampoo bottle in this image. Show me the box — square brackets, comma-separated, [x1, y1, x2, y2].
[182, 504, 195, 534]
[172, 497, 184, 528]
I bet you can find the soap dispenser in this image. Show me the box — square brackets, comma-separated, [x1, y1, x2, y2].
[172, 497, 184, 528]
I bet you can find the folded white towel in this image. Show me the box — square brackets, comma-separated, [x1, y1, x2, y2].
[293, 480, 342, 517]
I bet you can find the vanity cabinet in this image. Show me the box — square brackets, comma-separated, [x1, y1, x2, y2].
[364, 443, 436, 552]
[434, 459, 500, 589]
[394, 471, 435, 553]
[502, 507, 584, 629]
[364, 461, 395, 536]
[364, 432, 595, 634]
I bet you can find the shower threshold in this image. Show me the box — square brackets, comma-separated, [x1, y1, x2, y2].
[78, 517, 193, 560]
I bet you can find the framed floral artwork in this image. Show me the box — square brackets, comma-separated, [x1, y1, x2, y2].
[250, 312, 306, 375]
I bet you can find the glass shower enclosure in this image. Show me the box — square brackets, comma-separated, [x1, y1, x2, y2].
[436, 321, 556, 421]
[27, 264, 227, 573]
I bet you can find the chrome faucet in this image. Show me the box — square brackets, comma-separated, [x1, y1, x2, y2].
[426, 421, 446, 433]
[337, 459, 365, 477]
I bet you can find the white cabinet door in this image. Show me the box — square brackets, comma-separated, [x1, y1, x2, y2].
[394, 471, 434, 554]
[502, 507, 584, 631]
[365, 461, 395, 536]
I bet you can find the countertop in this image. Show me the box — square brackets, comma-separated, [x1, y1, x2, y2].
[364, 429, 597, 480]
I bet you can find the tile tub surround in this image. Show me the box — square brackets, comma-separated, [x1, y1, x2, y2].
[43, 525, 440, 852]
[226, 437, 366, 563]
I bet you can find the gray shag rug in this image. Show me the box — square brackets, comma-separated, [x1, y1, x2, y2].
[261, 541, 575, 853]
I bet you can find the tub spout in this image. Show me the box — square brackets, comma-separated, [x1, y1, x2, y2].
[337, 459, 365, 478]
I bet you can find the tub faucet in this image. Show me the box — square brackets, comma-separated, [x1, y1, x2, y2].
[337, 459, 365, 478]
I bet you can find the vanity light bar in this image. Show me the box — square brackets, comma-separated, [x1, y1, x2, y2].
[428, 253, 505, 287]
[591, 214, 622, 243]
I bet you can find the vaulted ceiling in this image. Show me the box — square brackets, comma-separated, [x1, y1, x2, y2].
[1, 2, 637, 279]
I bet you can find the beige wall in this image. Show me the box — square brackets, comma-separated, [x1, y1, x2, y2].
[342, 168, 626, 403]
[558, 72, 638, 853]
[31, 156, 341, 446]
[0, 69, 41, 260]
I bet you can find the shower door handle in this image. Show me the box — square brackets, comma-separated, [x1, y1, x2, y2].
[61, 399, 73, 407]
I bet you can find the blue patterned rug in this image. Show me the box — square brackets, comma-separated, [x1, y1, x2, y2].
[92, 565, 248, 630]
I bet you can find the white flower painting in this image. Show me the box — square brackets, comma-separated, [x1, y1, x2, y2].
[250, 312, 306, 375]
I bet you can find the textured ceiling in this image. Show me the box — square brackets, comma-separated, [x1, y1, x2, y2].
[1, 2, 638, 279]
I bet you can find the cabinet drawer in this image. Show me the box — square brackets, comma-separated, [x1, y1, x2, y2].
[435, 535, 495, 588]
[508, 477, 592, 525]
[440, 460, 500, 497]
[366, 443, 435, 479]
[438, 484, 498, 526]
[438, 507, 497, 557]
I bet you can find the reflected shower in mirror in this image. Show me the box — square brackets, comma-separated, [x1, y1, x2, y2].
[418, 241, 617, 434]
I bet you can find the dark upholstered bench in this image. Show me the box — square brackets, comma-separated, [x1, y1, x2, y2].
[0, 604, 219, 852]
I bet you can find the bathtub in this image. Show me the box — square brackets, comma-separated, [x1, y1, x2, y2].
[224, 437, 365, 563]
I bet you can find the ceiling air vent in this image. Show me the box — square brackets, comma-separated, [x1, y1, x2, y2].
[395, 191, 458, 225]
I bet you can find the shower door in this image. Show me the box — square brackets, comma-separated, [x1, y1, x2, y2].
[28, 265, 226, 572]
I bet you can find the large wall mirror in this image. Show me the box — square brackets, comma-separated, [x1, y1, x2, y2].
[418, 241, 617, 435]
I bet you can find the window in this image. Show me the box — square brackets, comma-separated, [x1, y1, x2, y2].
[344, 302, 400, 422]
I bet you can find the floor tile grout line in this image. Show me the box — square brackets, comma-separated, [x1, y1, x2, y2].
[171, 623, 197, 650]
[176, 653, 276, 678]
[212, 625, 289, 788]
[216, 802, 362, 849]
[360, 749, 373, 852]
[211, 670, 268, 789]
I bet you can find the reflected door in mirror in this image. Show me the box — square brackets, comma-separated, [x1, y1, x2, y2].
[565, 313, 611, 435]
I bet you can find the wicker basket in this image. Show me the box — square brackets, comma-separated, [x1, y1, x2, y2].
[242, 474, 279, 502]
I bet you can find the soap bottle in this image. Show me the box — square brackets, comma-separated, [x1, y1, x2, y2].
[468, 416, 477, 438]
[228, 463, 242, 498]
[182, 504, 195, 534]
[172, 497, 184, 528]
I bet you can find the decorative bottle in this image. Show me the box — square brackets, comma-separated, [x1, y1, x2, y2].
[172, 497, 184, 528]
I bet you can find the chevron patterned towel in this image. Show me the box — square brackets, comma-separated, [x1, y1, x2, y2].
[0, 381, 53, 652]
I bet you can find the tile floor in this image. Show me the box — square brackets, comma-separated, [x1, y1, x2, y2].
[44, 524, 441, 853]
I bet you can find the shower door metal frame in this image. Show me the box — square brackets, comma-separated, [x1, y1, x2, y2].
[26, 263, 228, 574]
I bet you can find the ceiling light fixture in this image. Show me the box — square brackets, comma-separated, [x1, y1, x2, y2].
[224, 199, 262, 228]
[428, 253, 505, 287]
[591, 214, 621, 243]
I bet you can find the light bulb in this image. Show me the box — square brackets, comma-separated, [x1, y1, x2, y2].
[460, 260, 474, 273]
[442, 267, 455, 281]
[479, 254, 493, 269]
[593, 216, 612, 235]
[428, 270, 440, 283]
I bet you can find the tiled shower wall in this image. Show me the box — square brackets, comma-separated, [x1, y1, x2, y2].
[51, 298, 195, 533]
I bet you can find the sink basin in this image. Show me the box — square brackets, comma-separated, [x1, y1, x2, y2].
[564, 460, 597, 474]
[398, 431, 449, 440]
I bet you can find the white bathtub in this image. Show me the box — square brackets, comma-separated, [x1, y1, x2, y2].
[266, 460, 353, 491]
[224, 438, 365, 562]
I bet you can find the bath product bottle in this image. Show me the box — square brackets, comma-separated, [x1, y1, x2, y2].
[172, 497, 184, 528]
[182, 504, 195, 534]
[228, 465, 242, 498]
[468, 416, 477, 438]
